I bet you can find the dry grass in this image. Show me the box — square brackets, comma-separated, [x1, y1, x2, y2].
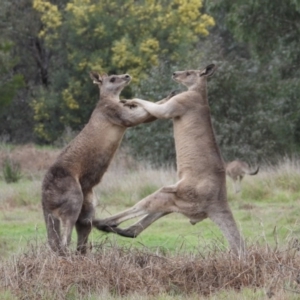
[0, 144, 59, 179]
[1, 241, 300, 300]
[95, 163, 176, 208]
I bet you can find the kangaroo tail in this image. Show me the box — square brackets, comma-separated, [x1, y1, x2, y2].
[249, 166, 259, 176]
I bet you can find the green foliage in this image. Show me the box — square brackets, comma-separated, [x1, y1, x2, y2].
[125, 62, 181, 165]
[222, 0, 300, 66]
[0, 41, 24, 110]
[209, 60, 273, 161]
[2, 158, 22, 183]
[0, 0, 49, 142]
[205, 0, 300, 160]
[206, 57, 300, 161]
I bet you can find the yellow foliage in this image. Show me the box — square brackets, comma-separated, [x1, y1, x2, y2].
[86, 60, 105, 74]
[187, 14, 216, 36]
[33, 0, 62, 39]
[34, 123, 52, 141]
[140, 39, 160, 54]
[93, 25, 105, 38]
[31, 98, 49, 121]
[33, 0, 214, 74]
[31, 98, 52, 141]
[62, 89, 79, 110]
[111, 38, 131, 68]
[77, 59, 88, 71]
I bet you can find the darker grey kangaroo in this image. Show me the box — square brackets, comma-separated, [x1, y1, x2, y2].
[42, 72, 173, 254]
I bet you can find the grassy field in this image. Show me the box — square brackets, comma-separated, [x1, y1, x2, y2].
[1, 145, 300, 299]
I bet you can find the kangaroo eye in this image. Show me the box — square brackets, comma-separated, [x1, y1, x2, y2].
[110, 77, 116, 83]
[186, 72, 190, 76]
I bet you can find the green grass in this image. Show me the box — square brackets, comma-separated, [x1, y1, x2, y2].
[0, 179, 41, 207]
[0, 291, 18, 300]
[2, 162, 300, 258]
[0, 207, 45, 257]
[1, 195, 300, 259]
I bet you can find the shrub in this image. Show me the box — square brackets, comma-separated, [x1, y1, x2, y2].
[2, 158, 22, 183]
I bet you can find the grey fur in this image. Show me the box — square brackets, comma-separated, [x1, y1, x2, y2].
[42, 72, 173, 255]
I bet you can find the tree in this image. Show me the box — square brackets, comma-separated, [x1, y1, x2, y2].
[206, 0, 300, 156]
[0, 41, 24, 110]
[0, 0, 54, 142]
[31, 0, 215, 142]
[124, 62, 181, 165]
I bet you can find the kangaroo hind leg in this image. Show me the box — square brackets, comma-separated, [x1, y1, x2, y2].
[57, 184, 84, 255]
[44, 212, 61, 253]
[76, 191, 95, 254]
[109, 212, 170, 238]
[208, 206, 245, 255]
[94, 186, 178, 236]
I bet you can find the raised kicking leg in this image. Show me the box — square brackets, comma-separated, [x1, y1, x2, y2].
[93, 187, 178, 234]
[104, 212, 170, 238]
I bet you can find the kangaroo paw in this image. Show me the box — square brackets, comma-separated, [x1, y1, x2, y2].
[113, 227, 137, 238]
[93, 220, 117, 232]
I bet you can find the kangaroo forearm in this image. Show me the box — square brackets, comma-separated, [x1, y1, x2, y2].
[141, 114, 157, 123]
[155, 96, 171, 105]
[134, 99, 172, 119]
[139, 96, 172, 123]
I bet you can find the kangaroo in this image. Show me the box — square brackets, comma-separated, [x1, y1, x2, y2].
[226, 160, 259, 193]
[93, 64, 245, 255]
[42, 72, 173, 255]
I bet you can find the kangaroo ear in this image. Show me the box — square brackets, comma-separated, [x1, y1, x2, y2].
[89, 71, 103, 85]
[199, 64, 217, 77]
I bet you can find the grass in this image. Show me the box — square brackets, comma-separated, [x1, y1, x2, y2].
[0, 207, 45, 257]
[1, 145, 300, 298]
[0, 179, 41, 207]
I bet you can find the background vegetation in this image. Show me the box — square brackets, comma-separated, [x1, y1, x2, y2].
[1, 0, 300, 164]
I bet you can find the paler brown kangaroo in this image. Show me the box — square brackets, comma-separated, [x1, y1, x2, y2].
[93, 64, 245, 255]
[226, 160, 259, 193]
[42, 72, 173, 255]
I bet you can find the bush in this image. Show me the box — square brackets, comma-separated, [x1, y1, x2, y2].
[2, 158, 22, 183]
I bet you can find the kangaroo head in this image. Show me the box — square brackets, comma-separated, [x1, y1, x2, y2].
[172, 64, 216, 89]
[89, 72, 131, 96]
